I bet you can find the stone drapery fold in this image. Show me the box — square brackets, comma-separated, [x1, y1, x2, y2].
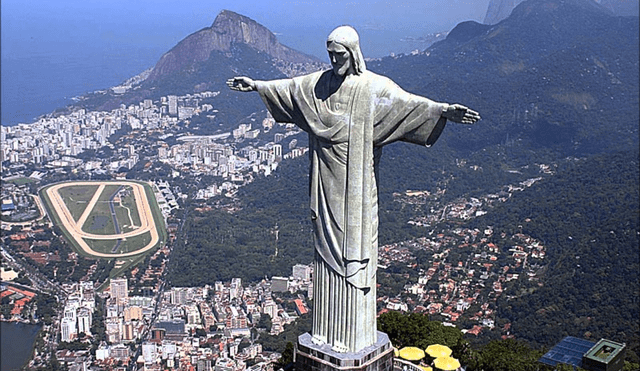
[256, 69, 447, 351]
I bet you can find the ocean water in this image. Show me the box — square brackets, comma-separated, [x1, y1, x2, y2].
[1, 44, 163, 127]
[0, 2, 191, 128]
[0, 0, 464, 128]
[0, 26, 436, 128]
[0, 321, 42, 371]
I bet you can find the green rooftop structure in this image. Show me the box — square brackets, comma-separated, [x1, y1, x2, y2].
[582, 339, 626, 371]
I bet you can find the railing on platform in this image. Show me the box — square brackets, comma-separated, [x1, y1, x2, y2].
[393, 358, 425, 371]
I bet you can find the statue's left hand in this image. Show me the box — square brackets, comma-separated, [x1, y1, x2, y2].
[442, 104, 481, 124]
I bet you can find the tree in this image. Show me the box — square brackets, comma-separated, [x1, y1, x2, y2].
[377, 311, 468, 360]
[274, 342, 294, 369]
[257, 314, 272, 332]
[478, 339, 550, 371]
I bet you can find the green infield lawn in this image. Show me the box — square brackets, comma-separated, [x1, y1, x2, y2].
[82, 185, 135, 235]
[58, 184, 100, 222]
[116, 186, 141, 231]
[83, 238, 118, 254]
[118, 232, 152, 254]
[82, 231, 152, 255]
[82, 200, 116, 235]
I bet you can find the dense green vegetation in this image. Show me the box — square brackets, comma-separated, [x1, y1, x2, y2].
[259, 314, 312, 353]
[165, 136, 553, 286]
[34, 292, 58, 326]
[371, 0, 639, 158]
[166, 155, 313, 286]
[470, 150, 640, 361]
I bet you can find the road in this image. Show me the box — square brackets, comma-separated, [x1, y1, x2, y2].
[0, 246, 66, 296]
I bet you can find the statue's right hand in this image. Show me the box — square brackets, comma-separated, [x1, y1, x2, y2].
[226, 76, 256, 92]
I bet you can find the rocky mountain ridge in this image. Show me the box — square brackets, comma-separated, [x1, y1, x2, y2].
[483, 0, 637, 24]
[484, 0, 527, 25]
[147, 10, 321, 81]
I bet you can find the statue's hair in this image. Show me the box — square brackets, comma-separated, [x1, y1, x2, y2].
[326, 26, 366, 75]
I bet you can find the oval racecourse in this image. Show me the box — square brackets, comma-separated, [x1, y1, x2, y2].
[42, 181, 163, 258]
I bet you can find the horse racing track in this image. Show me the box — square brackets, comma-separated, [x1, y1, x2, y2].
[40, 181, 165, 259]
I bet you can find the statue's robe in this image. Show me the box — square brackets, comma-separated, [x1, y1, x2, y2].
[255, 70, 448, 352]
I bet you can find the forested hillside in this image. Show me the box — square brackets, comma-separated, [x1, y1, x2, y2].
[470, 150, 639, 360]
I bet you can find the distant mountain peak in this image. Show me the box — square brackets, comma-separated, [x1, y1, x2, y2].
[209, 10, 278, 51]
[147, 10, 319, 81]
[483, 0, 626, 25]
[484, 0, 526, 25]
[505, 0, 615, 25]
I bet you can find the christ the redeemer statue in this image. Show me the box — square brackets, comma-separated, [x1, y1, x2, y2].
[228, 25, 480, 353]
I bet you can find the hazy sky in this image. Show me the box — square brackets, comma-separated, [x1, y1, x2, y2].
[1, 0, 492, 125]
[2, 0, 492, 60]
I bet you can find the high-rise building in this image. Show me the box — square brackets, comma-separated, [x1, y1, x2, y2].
[76, 307, 92, 335]
[262, 299, 278, 320]
[230, 278, 243, 301]
[142, 342, 157, 365]
[170, 288, 188, 305]
[273, 144, 282, 160]
[110, 278, 128, 301]
[64, 305, 77, 322]
[123, 322, 135, 342]
[106, 317, 123, 343]
[124, 305, 143, 321]
[168, 95, 178, 116]
[215, 281, 225, 295]
[79, 281, 95, 301]
[271, 277, 289, 292]
[61, 317, 77, 342]
[292, 264, 312, 281]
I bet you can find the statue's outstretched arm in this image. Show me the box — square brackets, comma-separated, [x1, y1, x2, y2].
[442, 104, 481, 124]
[226, 76, 256, 92]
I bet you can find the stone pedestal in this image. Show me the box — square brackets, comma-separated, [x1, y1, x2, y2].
[294, 331, 394, 371]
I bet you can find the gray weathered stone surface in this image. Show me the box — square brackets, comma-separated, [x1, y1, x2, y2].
[228, 25, 479, 354]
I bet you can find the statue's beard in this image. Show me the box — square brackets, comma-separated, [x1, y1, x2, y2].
[332, 63, 350, 77]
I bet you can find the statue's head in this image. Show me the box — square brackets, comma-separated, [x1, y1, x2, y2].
[326, 26, 366, 77]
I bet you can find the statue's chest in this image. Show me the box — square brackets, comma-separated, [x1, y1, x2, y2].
[325, 93, 351, 114]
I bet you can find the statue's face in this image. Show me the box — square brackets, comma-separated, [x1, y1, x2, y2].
[327, 42, 353, 77]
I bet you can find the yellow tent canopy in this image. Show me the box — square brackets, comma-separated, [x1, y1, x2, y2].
[425, 344, 452, 358]
[433, 356, 461, 371]
[398, 346, 426, 361]
[420, 366, 434, 371]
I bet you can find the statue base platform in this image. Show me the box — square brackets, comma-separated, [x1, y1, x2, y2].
[294, 331, 394, 371]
